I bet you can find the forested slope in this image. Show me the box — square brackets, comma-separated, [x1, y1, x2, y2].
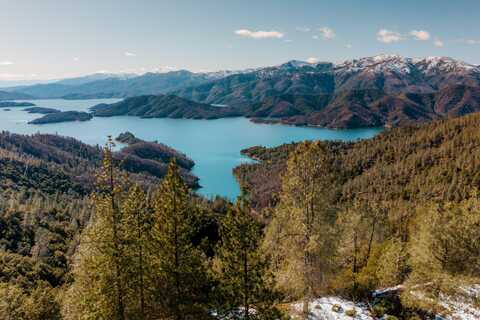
[235, 112, 480, 210]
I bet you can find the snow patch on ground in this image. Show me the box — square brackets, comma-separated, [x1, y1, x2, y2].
[438, 285, 480, 320]
[290, 297, 374, 320]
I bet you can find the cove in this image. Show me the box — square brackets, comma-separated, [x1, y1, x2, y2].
[1, 99, 382, 199]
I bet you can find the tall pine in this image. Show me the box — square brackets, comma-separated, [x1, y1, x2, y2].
[214, 197, 280, 319]
[121, 183, 153, 319]
[149, 160, 210, 319]
[263, 141, 339, 319]
[63, 137, 133, 320]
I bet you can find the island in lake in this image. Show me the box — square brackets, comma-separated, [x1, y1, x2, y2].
[28, 111, 93, 124]
[0, 101, 36, 108]
[24, 107, 61, 114]
[115, 131, 144, 144]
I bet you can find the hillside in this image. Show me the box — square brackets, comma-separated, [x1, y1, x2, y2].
[0, 132, 198, 192]
[7, 55, 480, 128]
[10, 70, 214, 99]
[175, 56, 480, 128]
[234, 112, 480, 210]
[0, 132, 200, 305]
[0, 90, 35, 100]
[29, 111, 93, 124]
[91, 94, 243, 119]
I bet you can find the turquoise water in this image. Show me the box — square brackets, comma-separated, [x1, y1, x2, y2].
[1, 99, 382, 199]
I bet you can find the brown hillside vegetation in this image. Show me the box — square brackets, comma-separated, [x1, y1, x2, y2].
[235, 112, 480, 211]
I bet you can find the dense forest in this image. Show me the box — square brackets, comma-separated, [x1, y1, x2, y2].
[1, 114, 480, 319]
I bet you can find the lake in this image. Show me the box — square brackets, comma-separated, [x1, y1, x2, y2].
[1, 99, 382, 199]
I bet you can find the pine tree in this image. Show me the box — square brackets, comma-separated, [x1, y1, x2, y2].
[120, 184, 152, 319]
[402, 193, 480, 313]
[263, 141, 339, 318]
[149, 160, 210, 319]
[214, 196, 280, 319]
[335, 200, 387, 298]
[63, 137, 133, 320]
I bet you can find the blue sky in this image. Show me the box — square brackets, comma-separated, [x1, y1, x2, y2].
[0, 0, 479, 80]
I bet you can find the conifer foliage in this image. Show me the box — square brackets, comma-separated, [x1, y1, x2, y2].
[63, 137, 134, 319]
[148, 160, 210, 319]
[214, 197, 280, 319]
[263, 141, 339, 318]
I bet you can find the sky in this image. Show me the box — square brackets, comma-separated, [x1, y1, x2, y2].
[0, 0, 479, 81]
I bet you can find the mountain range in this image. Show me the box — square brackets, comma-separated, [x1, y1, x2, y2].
[6, 55, 480, 128]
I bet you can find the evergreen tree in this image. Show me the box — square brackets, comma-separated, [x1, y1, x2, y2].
[263, 141, 339, 318]
[149, 160, 210, 319]
[402, 193, 480, 313]
[214, 197, 280, 319]
[120, 184, 152, 319]
[335, 200, 388, 298]
[63, 138, 133, 320]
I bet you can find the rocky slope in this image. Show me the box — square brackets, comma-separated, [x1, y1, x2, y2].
[175, 55, 480, 127]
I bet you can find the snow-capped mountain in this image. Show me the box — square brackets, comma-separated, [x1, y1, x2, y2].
[413, 56, 478, 74]
[56, 72, 138, 86]
[202, 67, 260, 80]
[173, 55, 480, 128]
[335, 54, 416, 75]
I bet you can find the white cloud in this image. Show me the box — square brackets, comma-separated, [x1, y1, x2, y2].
[319, 27, 335, 40]
[124, 51, 137, 57]
[312, 35, 319, 40]
[73, 57, 80, 61]
[234, 29, 284, 39]
[345, 44, 353, 49]
[377, 29, 403, 43]
[296, 26, 310, 32]
[434, 39, 444, 47]
[284, 39, 293, 43]
[307, 57, 318, 64]
[0, 61, 14, 66]
[410, 30, 431, 41]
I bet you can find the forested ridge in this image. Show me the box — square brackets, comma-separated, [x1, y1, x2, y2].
[1, 114, 480, 319]
[235, 113, 480, 211]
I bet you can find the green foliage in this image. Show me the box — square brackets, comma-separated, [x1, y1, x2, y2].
[376, 239, 409, 288]
[213, 197, 281, 319]
[235, 113, 480, 211]
[401, 194, 480, 314]
[0, 282, 61, 320]
[263, 141, 340, 318]
[147, 160, 211, 319]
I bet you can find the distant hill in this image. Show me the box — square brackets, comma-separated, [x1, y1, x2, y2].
[55, 72, 136, 86]
[91, 94, 243, 119]
[0, 90, 35, 100]
[7, 55, 480, 128]
[90, 85, 480, 128]
[174, 55, 480, 128]
[10, 70, 214, 99]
